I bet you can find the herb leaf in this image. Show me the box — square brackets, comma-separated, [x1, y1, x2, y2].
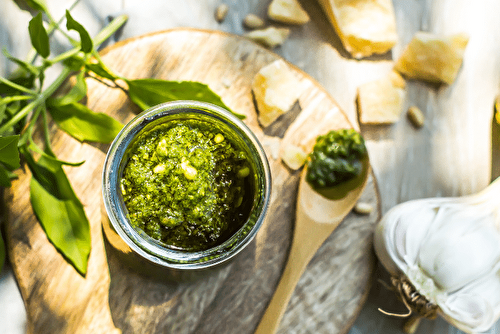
[27, 152, 91, 275]
[126, 78, 245, 119]
[0, 4, 129, 276]
[28, 12, 50, 58]
[65, 10, 93, 53]
[21, 0, 49, 13]
[0, 165, 13, 187]
[0, 67, 35, 95]
[27, 139, 85, 167]
[85, 62, 117, 81]
[48, 101, 123, 143]
[0, 135, 21, 170]
[2, 48, 40, 77]
[49, 71, 87, 106]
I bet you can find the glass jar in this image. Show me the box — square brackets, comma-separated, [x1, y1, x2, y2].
[102, 101, 271, 281]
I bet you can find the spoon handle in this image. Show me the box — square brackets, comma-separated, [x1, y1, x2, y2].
[254, 219, 335, 334]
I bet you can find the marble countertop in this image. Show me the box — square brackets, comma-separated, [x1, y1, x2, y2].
[1, 0, 499, 333]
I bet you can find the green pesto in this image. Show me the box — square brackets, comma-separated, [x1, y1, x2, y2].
[120, 118, 254, 252]
[306, 129, 367, 189]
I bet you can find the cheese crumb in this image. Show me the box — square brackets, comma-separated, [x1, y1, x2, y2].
[245, 26, 290, 48]
[268, 0, 310, 25]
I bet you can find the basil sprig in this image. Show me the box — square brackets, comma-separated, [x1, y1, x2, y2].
[0, 0, 239, 275]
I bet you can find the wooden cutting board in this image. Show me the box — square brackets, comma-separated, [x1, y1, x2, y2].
[5, 28, 381, 334]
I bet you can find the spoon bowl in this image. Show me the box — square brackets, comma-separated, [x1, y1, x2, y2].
[255, 161, 370, 334]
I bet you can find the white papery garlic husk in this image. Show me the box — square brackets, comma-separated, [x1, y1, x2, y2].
[374, 177, 500, 333]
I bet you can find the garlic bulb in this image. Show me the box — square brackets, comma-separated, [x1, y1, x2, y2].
[374, 177, 500, 333]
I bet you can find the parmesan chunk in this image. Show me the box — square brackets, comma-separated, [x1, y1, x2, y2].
[252, 59, 304, 127]
[394, 32, 469, 85]
[357, 71, 406, 124]
[281, 144, 308, 170]
[316, 0, 398, 59]
[268, 0, 310, 25]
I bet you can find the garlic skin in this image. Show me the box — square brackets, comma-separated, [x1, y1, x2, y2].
[374, 177, 500, 333]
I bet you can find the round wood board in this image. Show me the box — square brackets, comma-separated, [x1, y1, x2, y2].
[5, 28, 381, 334]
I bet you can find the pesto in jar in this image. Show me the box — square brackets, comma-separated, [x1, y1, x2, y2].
[120, 118, 255, 252]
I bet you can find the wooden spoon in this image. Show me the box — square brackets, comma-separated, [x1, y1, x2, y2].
[254, 162, 370, 334]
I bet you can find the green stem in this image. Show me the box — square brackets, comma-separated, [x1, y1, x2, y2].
[40, 105, 53, 153]
[94, 14, 128, 46]
[36, 66, 73, 102]
[0, 100, 37, 135]
[0, 77, 37, 95]
[0, 67, 72, 134]
[88, 15, 129, 80]
[17, 104, 43, 150]
[26, 105, 43, 136]
[47, 48, 82, 65]
[0, 96, 32, 104]
[91, 51, 121, 80]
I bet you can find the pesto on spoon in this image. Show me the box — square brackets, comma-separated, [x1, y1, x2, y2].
[255, 128, 370, 334]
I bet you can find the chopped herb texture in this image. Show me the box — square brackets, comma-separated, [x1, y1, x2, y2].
[121, 118, 255, 251]
[306, 129, 367, 189]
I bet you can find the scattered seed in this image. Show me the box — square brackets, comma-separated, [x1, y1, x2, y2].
[215, 4, 229, 23]
[244, 14, 265, 29]
[407, 106, 425, 128]
[354, 202, 373, 215]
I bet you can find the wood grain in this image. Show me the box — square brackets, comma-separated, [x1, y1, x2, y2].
[5, 28, 381, 334]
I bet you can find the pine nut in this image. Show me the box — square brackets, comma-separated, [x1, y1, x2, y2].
[354, 202, 373, 215]
[407, 106, 425, 128]
[215, 4, 229, 23]
[244, 14, 265, 29]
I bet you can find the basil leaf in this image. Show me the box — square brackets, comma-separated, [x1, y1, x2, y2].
[0, 229, 5, 273]
[48, 102, 123, 143]
[6, 100, 22, 115]
[21, 146, 60, 197]
[26, 139, 85, 167]
[65, 10, 93, 53]
[28, 12, 50, 58]
[85, 62, 117, 81]
[0, 165, 12, 187]
[48, 71, 87, 106]
[2, 48, 39, 77]
[126, 78, 245, 119]
[0, 67, 35, 95]
[63, 54, 85, 72]
[19, 0, 48, 13]
[23, 147, 91, 275]
[0, 135, 20, 170]
[0, 101, 26, 136]
[29, 154, 91, 275]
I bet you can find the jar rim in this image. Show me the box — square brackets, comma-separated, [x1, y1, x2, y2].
[102, 100, 271, 270]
